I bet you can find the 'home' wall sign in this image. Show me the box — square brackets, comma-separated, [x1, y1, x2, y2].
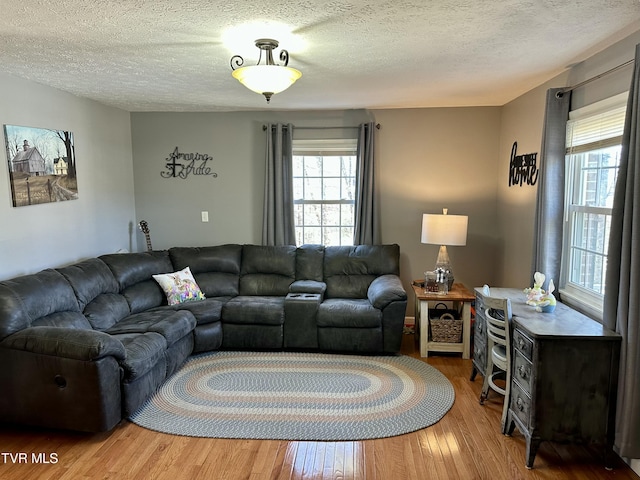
[508, 141, 538, 187]
[161, 147, 218, 179]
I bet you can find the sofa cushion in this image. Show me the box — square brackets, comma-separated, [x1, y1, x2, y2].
[191, 272, 240, 298]
[152, 266, 206, 305]
[317, 299, 382, 328]
[367, 274, 407, 309]
[222, 296, 285, 326]
[31, 311, 92, 330]
[163, 297, 227, 325]
[289, 280, 327, 295]
[106, 310, 196, 346]
[83, 293, 131, 331]
[57, 258, 130, 330]
[170, 244, 242, 270]
[324, 245, 400, 298]
[1, 326, 126, 361]
[122, 281, 167, 313]
[296, 244, 324, 281]
[169, 245, 242, 297]
[240, 245, 296, 296]
[100, 251, 174, 290]
[57, 258, 119, 311]
[112, 332, 167, 381]
[0, 284, 30, 341]
[0, 269, 84, 340]
[100, 251, 173, 313]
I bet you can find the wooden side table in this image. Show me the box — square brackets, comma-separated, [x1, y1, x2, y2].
[412, 282, 474, 358]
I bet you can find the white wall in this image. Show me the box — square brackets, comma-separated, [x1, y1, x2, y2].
[0, 73, 136, 280]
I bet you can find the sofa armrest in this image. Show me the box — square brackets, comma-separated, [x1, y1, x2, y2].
[0, 326, 126, 362]
[368, 275, 407, 309]
[289, 280, 327, 296]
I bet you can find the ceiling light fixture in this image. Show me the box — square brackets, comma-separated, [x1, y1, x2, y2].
[230, 38, 302, 103]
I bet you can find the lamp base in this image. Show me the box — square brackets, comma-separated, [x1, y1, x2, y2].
[434, 245, 455, 290]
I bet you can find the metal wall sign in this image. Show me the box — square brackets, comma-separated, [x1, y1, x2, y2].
[161, 147, 218, 179]
[508, 141, 538, 187]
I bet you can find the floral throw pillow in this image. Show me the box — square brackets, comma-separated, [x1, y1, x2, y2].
[152, 266, 206, 305]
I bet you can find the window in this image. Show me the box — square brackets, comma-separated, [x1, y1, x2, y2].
[560, 94, 627, 316]
[292, 139, 357, 246]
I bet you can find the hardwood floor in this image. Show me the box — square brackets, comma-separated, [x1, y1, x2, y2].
[1, 334, 637, 480]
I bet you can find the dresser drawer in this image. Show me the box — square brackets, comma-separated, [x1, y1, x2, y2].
[475, 294, 485, 314]
[513, 350, 533, 394]
[474, 313, 486, 339]
[473, 337, 486, 373]
[513, 328, 533, 361]
[510, 381, 532, 429]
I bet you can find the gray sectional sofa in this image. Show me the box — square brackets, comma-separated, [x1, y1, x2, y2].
[0, 244, 407, 433]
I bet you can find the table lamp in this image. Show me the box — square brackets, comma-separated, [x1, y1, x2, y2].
[421, 208, 468, 289]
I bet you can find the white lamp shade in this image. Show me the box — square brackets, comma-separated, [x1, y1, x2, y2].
[421, 213, 468, 246]
[232, 64, 302, 95]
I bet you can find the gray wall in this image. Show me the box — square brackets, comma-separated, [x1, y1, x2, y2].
[370, 107, 501, 305]
[130, 107, 502, 309]
[0, 73, 136, 280]
[130, 110, 372, 249]
[496, 29, 640, 290]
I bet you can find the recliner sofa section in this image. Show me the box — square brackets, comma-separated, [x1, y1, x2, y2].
[0, 243, 407, 433]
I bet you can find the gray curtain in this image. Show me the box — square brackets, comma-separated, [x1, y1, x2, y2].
[531, 88, 571, 292]
[603, 44, 640, 459]
[262, 123, 296, 246]
[353, 122, 380, 245]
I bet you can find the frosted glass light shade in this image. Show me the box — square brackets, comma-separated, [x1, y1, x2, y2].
[421, 213, 468, 246]
[232, 64, 302, 95]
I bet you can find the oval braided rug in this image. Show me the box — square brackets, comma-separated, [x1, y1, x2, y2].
[129, 351, 455, 440]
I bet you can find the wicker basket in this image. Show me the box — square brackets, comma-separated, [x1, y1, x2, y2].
[430, 316, 463, 343]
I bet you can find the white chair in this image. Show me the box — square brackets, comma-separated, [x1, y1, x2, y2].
[479, 295, 513, 434]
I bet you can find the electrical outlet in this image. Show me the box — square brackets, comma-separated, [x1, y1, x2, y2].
[201, 211, 209, 222]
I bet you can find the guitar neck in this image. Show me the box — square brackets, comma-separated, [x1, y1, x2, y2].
[138, 221, 153, 252]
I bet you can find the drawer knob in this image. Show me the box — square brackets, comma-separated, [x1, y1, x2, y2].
[517, 365, 529, 379]
[517, 338, 525, 349]
[516, 397, 525, 411]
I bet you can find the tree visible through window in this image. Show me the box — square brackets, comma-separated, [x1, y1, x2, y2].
[292, 139, 357, 246]
[561, 95, 626, 314]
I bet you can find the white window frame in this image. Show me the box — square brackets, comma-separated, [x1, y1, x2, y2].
[292, 138, 358, 247]
[560, 93, 627, 320]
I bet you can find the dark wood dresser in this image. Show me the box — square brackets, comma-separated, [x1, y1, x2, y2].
[472, 287, 621, 469]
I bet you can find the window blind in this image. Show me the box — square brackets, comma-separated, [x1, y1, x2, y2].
[293, 139, 357, 156]
[566, 95, 627, 154]
[566, 106, 626, 154]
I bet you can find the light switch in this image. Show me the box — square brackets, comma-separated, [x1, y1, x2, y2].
[201, 211, 209, 222]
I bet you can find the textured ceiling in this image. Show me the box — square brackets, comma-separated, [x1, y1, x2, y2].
[1, 1, 640, 112]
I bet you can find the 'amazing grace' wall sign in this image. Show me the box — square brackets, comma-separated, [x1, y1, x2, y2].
[508, 141, 538, 187]
[161, 147, 218, 179]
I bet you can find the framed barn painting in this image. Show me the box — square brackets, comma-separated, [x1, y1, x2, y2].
[3, 124, 78, 207]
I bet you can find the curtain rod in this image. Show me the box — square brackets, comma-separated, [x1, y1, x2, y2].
[262, 123, 381, 131]
[557, 58, 635, 97]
